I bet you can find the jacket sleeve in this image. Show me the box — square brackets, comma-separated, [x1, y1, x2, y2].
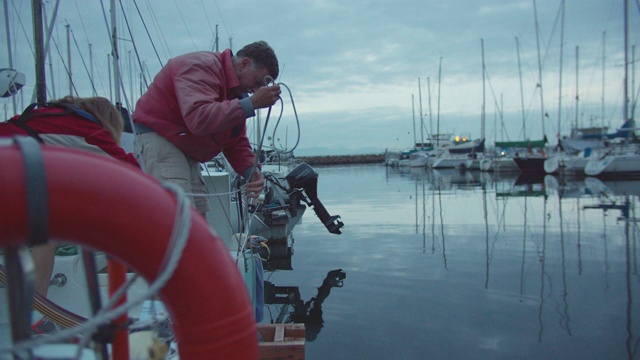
[220, 131, 258, 178]
[173, 59, 247, 136]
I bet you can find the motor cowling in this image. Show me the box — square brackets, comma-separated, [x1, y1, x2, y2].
[285, 163, 343, 234]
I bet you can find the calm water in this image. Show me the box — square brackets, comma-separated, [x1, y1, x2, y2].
[260, 164, 640, 360]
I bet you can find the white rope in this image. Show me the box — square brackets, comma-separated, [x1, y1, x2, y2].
[5, 182, 192, 356]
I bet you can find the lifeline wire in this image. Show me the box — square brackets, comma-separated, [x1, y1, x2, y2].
[237, 81, 301, 259]
[6, 182, 191, 356]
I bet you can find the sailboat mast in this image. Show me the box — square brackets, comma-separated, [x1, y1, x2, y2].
[481, 38, 486, 141]
[623, 0, 629, 123]
[575, 46, 579, 130]
[532, 0, 546, 140]
[516, 36, 526, 138]
[557, 0, 565, 143]
[66, 23, 72, 96]
[32, 0, 46, 104]
[215, 24, 219, 52]
[601, 31, 606, 127]
[427, 77, 433, 138]
[4, 0, 18, 113]
[418, 77, 424, 147]
[437, 57, 442, 147]
[632, 45, 636, 118]
[111, 0, 121, 105]
[412, 94, 417, 146]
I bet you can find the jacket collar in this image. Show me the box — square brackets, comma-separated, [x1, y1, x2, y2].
[220, 49, 239, 91]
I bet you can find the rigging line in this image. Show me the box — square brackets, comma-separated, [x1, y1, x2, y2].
[213, 0, 230, 41]
[539, 0, 564, 73]
[5, 0, 19, 69]
[98, 0, 111, 54]
[117, 0, 154, 92]
[171, 0, 199, 52]
[141, 0, 172, 60]
[130, 0, 164, 69]
[199, 0, 217, 40]
[71, 0, 92, 47]
[70, 28, 99, 96]
[236, 100, 282, 257]
[484, 67, 510, 141]
[7, 0, 34, 66]
[90, 49, 109, 97]
[48, 35, 74, 96]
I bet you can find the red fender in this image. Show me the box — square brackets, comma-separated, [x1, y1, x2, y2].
[0, 144, 258, 359]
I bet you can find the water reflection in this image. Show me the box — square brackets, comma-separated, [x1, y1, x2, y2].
[385, 166, 639, 358]
[263, 269, 346, 342]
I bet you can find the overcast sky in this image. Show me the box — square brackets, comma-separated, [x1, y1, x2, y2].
[2, 0, 638, 155]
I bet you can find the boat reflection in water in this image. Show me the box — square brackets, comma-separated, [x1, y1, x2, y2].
[262, 269, 346, 342]
[370, 165, 639, 359]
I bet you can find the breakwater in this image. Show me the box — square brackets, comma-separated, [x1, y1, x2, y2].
[295, 153, 384, 166]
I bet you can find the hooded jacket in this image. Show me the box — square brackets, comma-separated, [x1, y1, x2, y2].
[1, 106, 139, 168]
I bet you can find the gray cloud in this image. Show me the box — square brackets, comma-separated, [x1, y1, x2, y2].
[2, 0, 636, 155]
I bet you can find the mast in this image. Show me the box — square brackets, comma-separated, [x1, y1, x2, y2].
[516, 36, 526, 139]
[575, 46, 579, 130]
[557, 0, 565, 142]
[632, 45, 636, 118]
[623, 0, 629, 123]
[4, 0, 18, 113]
[427, 77, 433, 139]
[418, 77, 424, 148]
[215, 24, 219, 52]
[436, 57, 442, 147]
[601, 31, 606, 127]
[111, 0, 121, 105]
[532, 0, 546, 140]
[481, 38, 486, 141]
[42, 8, 56, 99]
[32, 0, 46, 104]
[412, 95, 417, 146]
[65, 23, 72, 96]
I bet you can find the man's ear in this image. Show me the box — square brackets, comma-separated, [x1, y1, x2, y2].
[239, 58, 252, 71]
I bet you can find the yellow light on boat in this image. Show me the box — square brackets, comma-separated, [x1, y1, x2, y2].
[455, 136, 460, 142]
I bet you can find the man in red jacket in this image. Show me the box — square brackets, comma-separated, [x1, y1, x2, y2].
[132, 41, 281, 216]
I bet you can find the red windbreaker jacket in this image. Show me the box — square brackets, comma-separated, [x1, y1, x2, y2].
[132, 49, 256, 174]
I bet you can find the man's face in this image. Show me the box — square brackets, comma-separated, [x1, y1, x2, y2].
[236, 58, 271, 95]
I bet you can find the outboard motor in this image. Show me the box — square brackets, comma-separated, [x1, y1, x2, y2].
[285, 163, 343, 234]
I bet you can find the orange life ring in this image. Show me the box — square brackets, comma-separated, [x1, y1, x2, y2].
[0, 142, 258, 359]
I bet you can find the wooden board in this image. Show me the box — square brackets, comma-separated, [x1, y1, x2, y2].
[257, 323, 305, 360]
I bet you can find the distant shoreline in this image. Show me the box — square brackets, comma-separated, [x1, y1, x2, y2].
[295, 153, 384, 166]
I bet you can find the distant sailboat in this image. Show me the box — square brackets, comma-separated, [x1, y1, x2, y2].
[584, 0, 640, 177]
[513, 0, 551, 174]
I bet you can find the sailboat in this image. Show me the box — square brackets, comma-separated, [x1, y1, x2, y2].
[584, 0, 639, 177]
[512, 0, 552, 174]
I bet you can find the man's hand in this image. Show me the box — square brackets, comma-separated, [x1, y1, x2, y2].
[250, 84, 281, 109]
[246, 169, 265, 200]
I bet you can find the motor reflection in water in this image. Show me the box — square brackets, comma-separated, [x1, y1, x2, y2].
[263, 269, 346, 341]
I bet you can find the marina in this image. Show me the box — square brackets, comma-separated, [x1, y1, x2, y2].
[265, 164, 640, 359]
[1, 0, 638, 358]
